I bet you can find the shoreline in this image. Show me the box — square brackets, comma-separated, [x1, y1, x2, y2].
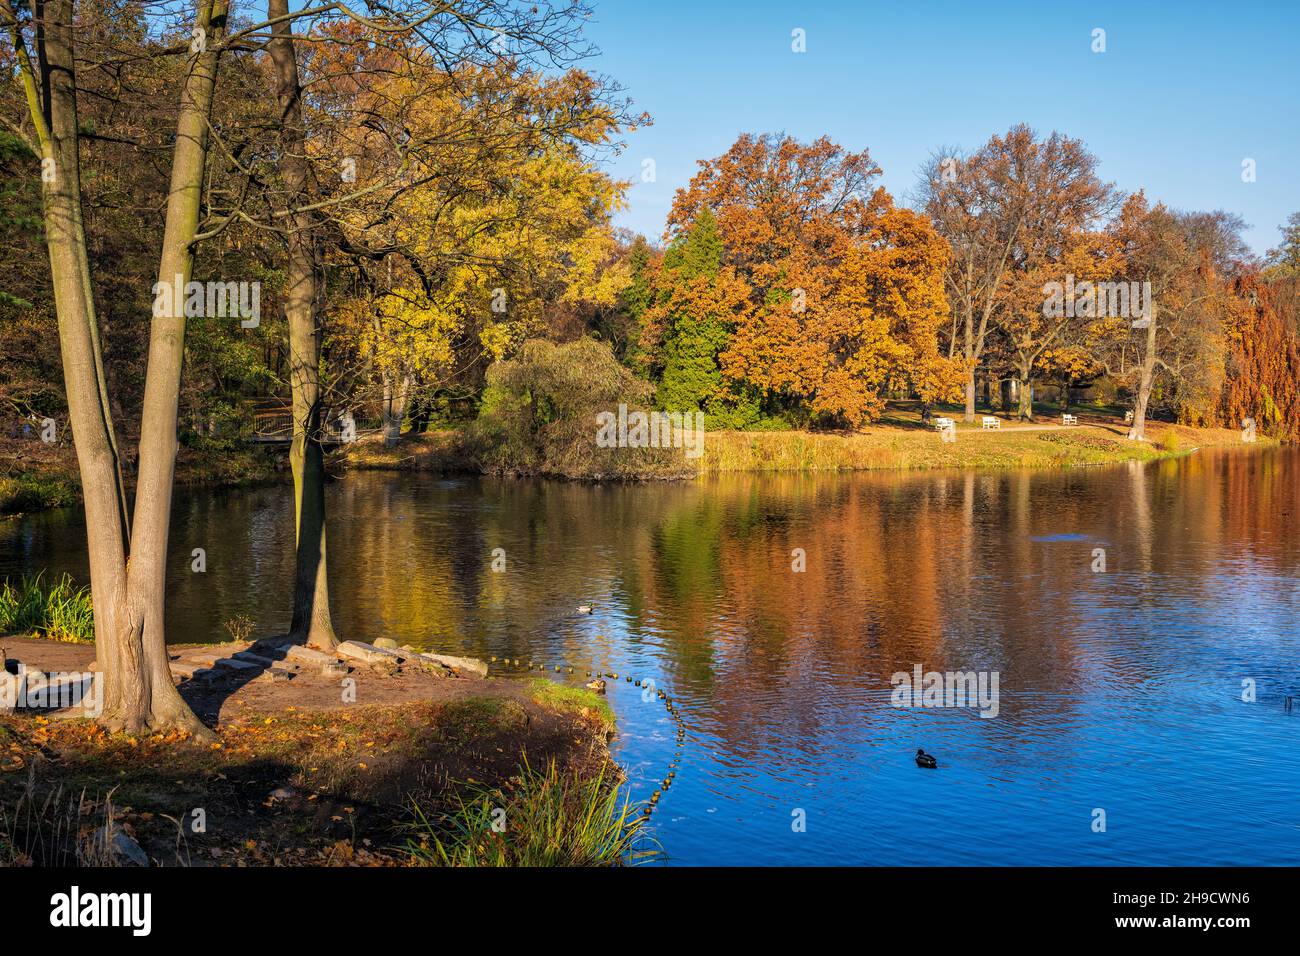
[0, 635, 638, 867]
[2, 417, 1277, 518]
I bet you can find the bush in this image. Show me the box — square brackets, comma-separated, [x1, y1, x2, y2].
[469, 338, 697, 480]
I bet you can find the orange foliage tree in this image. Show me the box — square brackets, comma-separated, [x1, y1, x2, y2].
[665, 133, 961, 427]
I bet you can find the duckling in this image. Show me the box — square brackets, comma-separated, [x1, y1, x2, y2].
[915, 748, 938, 769]
[586, 678, 607, 694]
[625, 676, 632, 682]
[576, 604, 593, 615]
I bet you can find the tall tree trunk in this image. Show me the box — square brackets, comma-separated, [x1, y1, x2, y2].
[1128, 303, 1159, 441]
[963, 304, 976, 422]
[125, 0, 228, 736]
[269, 0, 337, 649]
[1017, 366, 1034, 421]
[381, 374, 410, 446]
[21, 0, 145, 729]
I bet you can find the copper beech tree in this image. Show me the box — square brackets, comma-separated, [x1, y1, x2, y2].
[660, 133, 961, 427]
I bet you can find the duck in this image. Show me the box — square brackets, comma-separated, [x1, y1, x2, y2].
[915, 748, 938, 769]
[576, 604, 593, 615]
[585, 678, 607, 694]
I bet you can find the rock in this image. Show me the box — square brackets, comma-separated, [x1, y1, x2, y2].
[214, 657, 259, 672]
[233, 651, 276, 667]
[168, 661, 206, 679]
[336, 641, 400, 672]
[268, 787, 295, 802]
[373, 638, 399, 650]
[278, 644, 337, 667]
[321, 662, 349, 678]
[419, 652, 488, 679]
[97, 826, 149, 867]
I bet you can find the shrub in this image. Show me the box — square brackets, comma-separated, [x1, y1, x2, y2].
[0, 573, 94, 642]
[469, 338, 696, 480]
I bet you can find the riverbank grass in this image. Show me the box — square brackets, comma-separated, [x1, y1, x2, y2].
[0, 574, 94, 643]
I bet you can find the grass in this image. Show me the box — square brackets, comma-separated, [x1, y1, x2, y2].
[0, 573, 94, 642]
[528, 677, 616, 731]
[0, 783, 123, 867]
[403, 756, 654, 866]
[700, 417, 1262, 474]
[0, 473, 79, 515]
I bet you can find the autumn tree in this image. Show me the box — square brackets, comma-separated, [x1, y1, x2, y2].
[1089, 195, 1241, 439]
[665, 133, 960, 427]
[1219, 272, 1300, 442]
[919, 126, 1116, 421]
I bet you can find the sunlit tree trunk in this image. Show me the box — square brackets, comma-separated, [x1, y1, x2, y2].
[1128, 303, 1159, 441]
[13, 0, 222, 734]
[16, 0, 145, 728]
[125, 0, 229, 735]
[1015, 361, 1035, 421]
[381, 373, 411, 446]
[269, 0, 337, 649]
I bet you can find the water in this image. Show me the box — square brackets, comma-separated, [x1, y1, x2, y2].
[3, 447, 1298, 865]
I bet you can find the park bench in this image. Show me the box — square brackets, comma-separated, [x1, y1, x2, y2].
[981, 416, 1000, 430]
[934, 417, 955, 431]
[1124, 409, 1134, 424]
[1062, 413, 1078, 426]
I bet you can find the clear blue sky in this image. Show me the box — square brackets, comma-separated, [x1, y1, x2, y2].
[581, 0, 1299, 255]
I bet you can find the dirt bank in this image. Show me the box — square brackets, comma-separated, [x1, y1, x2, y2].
[0, 637, 624, 866]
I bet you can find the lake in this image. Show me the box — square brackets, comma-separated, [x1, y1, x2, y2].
[3, 446, 1298, 865]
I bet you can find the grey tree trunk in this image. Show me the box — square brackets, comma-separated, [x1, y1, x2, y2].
[125, 0, 228, 736]
[13, 0, 229, 734]
[1017, 369, 1034, 421]
[1128, 303, 1159, 441]
[22, 0, 143, 728]
[381, 375, 411, 446]
[269, 0, 337, 650]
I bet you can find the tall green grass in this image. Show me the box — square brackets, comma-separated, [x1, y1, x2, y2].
[404, 757, 658, 867]
[0, 573, 94, 643]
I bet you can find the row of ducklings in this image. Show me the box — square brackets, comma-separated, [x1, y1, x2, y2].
[487, 652, 686, 823]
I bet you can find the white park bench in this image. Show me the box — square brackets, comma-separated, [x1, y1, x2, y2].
[934, 417, 955, 431]
[1062, 413, 1078, 426]
[981, 416, 1000, 430]
[1124, 409, 1134, 424]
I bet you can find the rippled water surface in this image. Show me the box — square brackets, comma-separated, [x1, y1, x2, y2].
[4, 447, 1298, 865]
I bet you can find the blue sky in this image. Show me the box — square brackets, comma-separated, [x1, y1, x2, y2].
[581, 0, 1299, 255]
